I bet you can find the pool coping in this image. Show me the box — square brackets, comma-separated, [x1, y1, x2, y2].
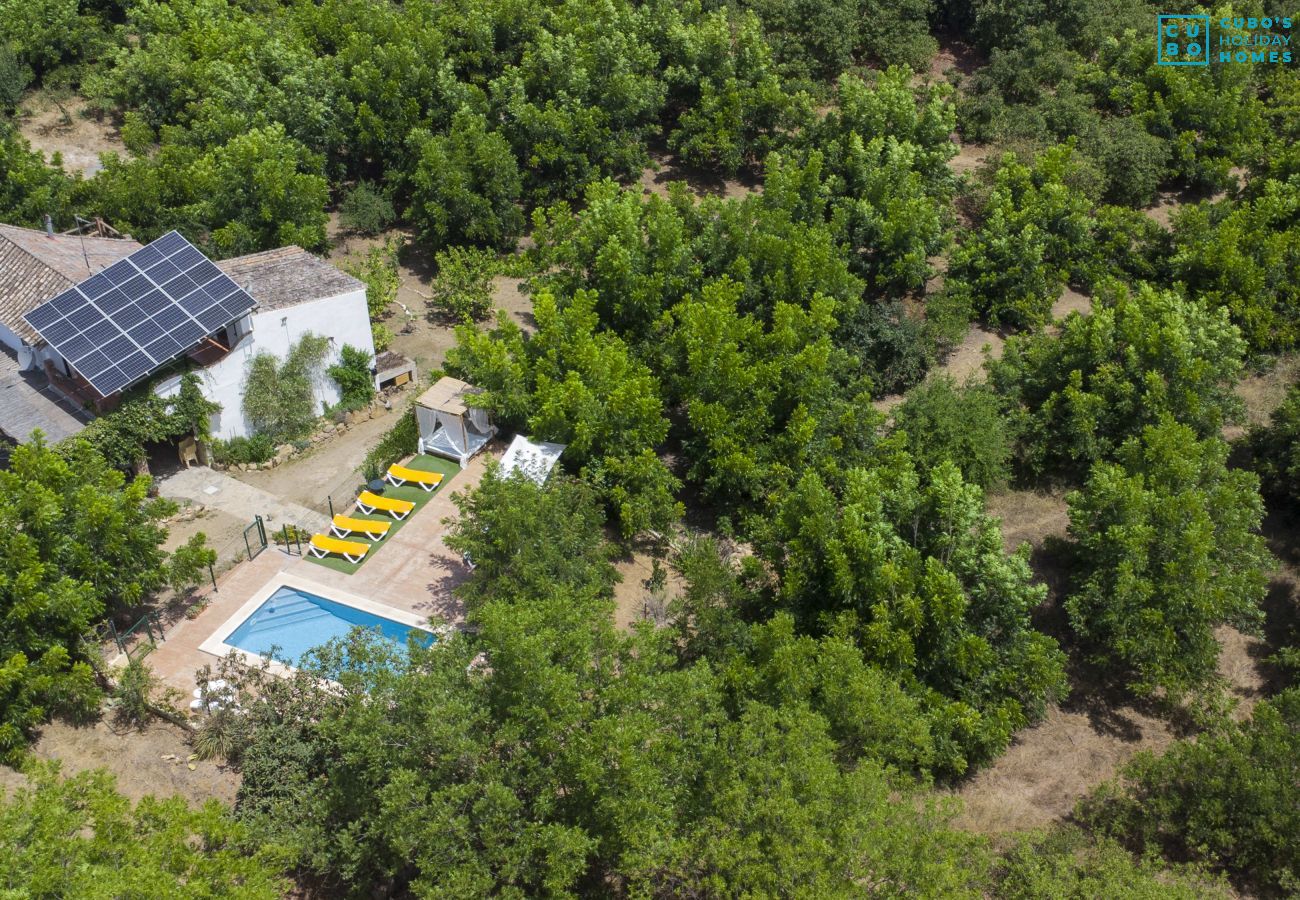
[197, 571, 435, 677]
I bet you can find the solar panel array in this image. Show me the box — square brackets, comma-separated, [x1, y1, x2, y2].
[24, 231, 256, 397]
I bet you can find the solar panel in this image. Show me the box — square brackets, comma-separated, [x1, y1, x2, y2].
[24, 302, 62, 332]
[23, 231, 258, 397]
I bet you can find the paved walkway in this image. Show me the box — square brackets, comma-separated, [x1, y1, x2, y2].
[157, 466, 329, 533]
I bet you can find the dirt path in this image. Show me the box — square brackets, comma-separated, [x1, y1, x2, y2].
[229, 407, 399, 510]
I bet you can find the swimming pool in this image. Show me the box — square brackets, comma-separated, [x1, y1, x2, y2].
[200, 577, 434, 670]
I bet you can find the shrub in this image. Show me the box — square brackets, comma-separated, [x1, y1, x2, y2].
[327, 344, 375, 411]
[112, 656, 159, 728]
[193, 706, 250, 764]
[338, 181, 395, 236]
[210, 433, 276, 465]
[361, 406, 417, 482]
[892, 376, 1013, 489]
[993, 825, 1227, 899]
[241, 333, 331, 440]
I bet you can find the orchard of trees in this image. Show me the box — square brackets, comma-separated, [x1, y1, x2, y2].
[2, 0, 1300, 896]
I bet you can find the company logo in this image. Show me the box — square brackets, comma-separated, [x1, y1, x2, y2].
[1158, 14, 1210, 65]
[1158, 15, 1294, 65]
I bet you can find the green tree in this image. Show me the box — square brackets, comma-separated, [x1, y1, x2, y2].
[428, 245, 496, 325]
[448, 290, 680, 537]
[946, 146, 1096, 329]
[227, 473, 990, 896]
[1065, 423, 1268, 699]
[0, 438, 207, 759]
[0, 763, 286, 897]
[0, 0, 109, 77]
[338, 181, 395, 236]
[666, 277, 879, 514]
[1249, 384, 1300, 503]
[443, 467, 619, 615]
[1169, 179, 1300, 352]
[189, 124, 330, 256]
[0, 126, 76, 229]
[1080, 688, 1300, 895]
[408, 108, 525, 252]
[892, 376, 1013, 489]
[342, 237, 401, 352]
[762, 454, 1068, 774]
[665, 10, 810, 175]
[989, 282, 1246, 479]
[0, 44, 31, 111]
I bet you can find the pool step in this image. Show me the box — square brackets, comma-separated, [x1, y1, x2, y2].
[237, 600, 335, 635]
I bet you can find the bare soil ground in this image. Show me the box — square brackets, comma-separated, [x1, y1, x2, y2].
[1051, 286, 1092, 321]
[0, 718, 237, 808]
[1235, 353, 1300, 428]
[162, 503, 250, 574]
[947, 142, 992, 177]
[929, 36, 986, 81]
[636, 153, 759, 201]
[612, 549, 684, 632]
[17, 93, 125, 177]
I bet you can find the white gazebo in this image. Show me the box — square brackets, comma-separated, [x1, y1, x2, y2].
[415, 376, 497, 466]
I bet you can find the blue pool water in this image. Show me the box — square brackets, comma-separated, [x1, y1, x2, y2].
[226, 585, 434, 665]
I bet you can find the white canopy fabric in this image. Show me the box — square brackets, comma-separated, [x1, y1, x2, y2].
[499, 434, 565, 484]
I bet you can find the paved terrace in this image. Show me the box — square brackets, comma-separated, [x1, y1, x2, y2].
[143, 451, 491, 695]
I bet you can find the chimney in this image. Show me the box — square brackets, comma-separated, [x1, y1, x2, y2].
[44, 214, 54, 237]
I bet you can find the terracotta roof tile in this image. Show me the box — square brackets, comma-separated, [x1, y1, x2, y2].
[0, 224, 141, 343]
[216, 246, 364, 312]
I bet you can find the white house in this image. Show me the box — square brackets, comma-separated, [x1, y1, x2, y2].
[3, 224, 374, 442]
[190, 246, 373, 439]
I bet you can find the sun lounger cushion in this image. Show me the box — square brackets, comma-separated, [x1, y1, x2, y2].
[309, 533, 370, 563]
[330, 515, 391, 541]
[356, 490, 415, 520]
[385, 464, 444, 491]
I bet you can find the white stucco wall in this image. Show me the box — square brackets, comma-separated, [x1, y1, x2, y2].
[157, 288, 374, 440]
[0, 323, 21, 354]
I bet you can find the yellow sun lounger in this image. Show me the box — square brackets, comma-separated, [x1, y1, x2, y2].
[308, 533, 370, 564]
[356, 490, 416, 520]
[330, 515, 392, 541]
[385, 464, 444, 492]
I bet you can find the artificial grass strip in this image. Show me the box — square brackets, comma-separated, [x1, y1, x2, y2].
[304, 454, 462, 575]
